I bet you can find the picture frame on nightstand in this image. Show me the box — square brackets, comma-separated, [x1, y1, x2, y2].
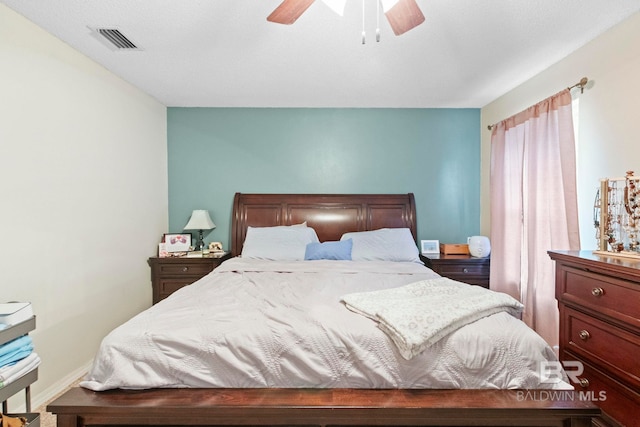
[162, 233, 192, 253]
[421, 239, 439, 254]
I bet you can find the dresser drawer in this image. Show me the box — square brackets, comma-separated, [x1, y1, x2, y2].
[157, 263, 214, 276]
[434, 264, 489, 288]
[562, 307, 640, 386]
[562, 267, 640, 322]
[435, 263, 489, 276]
[562, 353, 640, 427]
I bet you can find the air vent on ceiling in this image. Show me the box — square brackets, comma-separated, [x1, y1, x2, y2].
[94, 28, 139, 50]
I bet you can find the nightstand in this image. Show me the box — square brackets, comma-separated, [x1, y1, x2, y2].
[421, 253, 490, 288]
[148, 252, 232, 304]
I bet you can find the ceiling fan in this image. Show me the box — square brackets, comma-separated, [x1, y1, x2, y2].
[267, 0, 425, 36]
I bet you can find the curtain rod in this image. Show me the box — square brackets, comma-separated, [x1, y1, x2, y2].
[486, 77, 588, 131]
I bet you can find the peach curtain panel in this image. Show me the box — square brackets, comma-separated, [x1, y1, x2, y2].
[490, 89, 580, 348]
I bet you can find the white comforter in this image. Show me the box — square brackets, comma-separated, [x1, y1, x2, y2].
[81, 258, 570, 391]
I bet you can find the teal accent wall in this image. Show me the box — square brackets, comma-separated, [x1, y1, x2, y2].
[167, 108, 480, 249]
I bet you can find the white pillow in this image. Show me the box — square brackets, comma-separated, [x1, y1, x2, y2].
[340, 228, 420, 263]
[242, 225, 319, 260]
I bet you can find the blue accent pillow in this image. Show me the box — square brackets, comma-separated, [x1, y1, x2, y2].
[304, 239, 353, 261]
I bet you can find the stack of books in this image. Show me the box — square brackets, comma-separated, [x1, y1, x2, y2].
[0, 302, 40, 389]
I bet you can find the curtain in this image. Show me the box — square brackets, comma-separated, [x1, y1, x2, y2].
[490, 89, 580, 348]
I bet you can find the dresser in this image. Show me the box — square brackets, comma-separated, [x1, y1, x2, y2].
[421, 254, 490, 288]
[148, 252, 232, 304]
[548, 250, 640, 427]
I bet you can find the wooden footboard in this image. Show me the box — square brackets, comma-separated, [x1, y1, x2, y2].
[48, 388, 600, 427]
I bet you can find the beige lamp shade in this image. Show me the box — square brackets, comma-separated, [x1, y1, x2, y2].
[184, 210, 216, 231]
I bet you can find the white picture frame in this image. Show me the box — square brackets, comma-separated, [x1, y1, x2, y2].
[421, 239, 440, 254]
[163, 233, 192, 253]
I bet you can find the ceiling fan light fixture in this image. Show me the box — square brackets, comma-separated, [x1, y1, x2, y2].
[266, 0, 425, 38]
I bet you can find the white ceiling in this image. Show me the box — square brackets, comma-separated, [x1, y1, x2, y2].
[3, 0, 639, 108]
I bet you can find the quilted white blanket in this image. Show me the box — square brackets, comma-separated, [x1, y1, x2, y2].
[81, 258, 570, 391]
[342, 278, 524, 360]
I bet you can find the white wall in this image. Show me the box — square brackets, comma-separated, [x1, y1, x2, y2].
[0, 4, 168, 409]
[480, 12, 640, 249]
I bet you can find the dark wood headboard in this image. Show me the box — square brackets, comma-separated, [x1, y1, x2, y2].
[231, 193, 416, 256]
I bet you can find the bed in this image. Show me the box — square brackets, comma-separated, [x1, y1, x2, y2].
[48, 193, 600, 426]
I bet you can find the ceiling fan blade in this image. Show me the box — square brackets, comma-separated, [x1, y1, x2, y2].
[384, 0, 425, 36]
[267, 0, 316, 25]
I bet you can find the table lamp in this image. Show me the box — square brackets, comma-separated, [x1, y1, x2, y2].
[184, 210, 216, 251]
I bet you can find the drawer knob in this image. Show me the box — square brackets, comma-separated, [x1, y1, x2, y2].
[577, 378, 590, 388]
[462, 268, 469, 274]
[591, 287, 604, 297]
[182, 267, 189, 272]
[578, 330, 590, 340]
